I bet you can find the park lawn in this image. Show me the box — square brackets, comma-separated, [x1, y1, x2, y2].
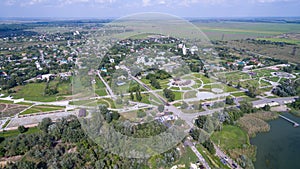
[240, 79, 259, 88]
[183, 91, 197, 99]
[173, 102, 182, 107]
[11, 83, 64, 102]
[170, 87, 180, 91]
[260, 80, 272, 87]
[267, 76, 280, 82]
[15, 102, 34, 106]
[231, 92, 246, 97]
[174, 91, 182, 101]
[49, 80, 72, 96]
[211, 125, 249, 150]
[175, 146, 199, 167]
[20, 105, 65, 115]
[94, 77, 108, 96]
[0, 127, 40, 138]
[225, 86, 239, 92]
[0, 100, 13, 104]
[225, 72, 250, 82]
[253, 69, 274, 78]
[203, 85, 212, 89]
[57, 82, 72, 95]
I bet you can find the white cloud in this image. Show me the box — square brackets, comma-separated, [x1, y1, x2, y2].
[142, 0, 151, 6]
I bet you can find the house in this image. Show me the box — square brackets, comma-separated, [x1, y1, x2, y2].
[101, 67, 107, 72]
[109, 58, 115, 63]
[117, 75, 127, 81]
[116, 81, 126, 86]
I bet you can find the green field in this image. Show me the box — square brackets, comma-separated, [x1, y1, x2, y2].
[175, 146, 199, 167]
[196, 22, 300, 40]
[11, 82, 67, 102]
[257, 38, 300, 45]
[94, 77, 108, 96]
[20, 105, 65, 115]
[0, 127, 40, 138]
[211, 125, 249, 150]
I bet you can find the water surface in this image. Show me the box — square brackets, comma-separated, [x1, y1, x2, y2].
[251, 112, 300, 169]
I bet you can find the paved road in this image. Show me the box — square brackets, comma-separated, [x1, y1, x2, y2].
[97, 70, 116, 99]
[214, 144, 242, 169]
[185, 139, 211, 169]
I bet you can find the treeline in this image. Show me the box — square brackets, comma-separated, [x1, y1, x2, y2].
[0, 113, 182, 168]
[272, 79, 299, 97]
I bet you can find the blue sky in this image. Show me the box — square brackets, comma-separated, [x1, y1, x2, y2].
[0, 0, 299, 18]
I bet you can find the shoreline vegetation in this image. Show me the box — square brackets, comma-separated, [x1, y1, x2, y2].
[238, 111, 279, 137]
[212, 111, 279, 169]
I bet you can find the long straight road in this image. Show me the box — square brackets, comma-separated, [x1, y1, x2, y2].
[185, 139, 211, 169]
[97, 70, 116, 99]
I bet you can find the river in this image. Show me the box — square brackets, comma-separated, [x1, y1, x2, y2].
[251, 112, 300, 169]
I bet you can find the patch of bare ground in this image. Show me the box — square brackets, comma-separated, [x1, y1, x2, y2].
[0, 155, 22, 167]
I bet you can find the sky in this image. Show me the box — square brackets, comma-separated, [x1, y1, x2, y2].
[0, 0, 300, 18]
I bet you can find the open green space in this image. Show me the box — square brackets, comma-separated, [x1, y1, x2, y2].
[253, 69, 275, 78]
[211, 125, 249, 150]
[0, 127, 40, 138]
[175, 146, 198, 167]
[11, 82, 66, 102]
[231, 92, 246, 97]
[257, 38, 300, 45]
[94, 77, 108, 96]
[196, 22, 300, 40]
[0, 100, 13, 104]
[20, 105, 65, 115]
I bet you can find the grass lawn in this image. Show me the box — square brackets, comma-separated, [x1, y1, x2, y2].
[253, 69, 274, 78]
[211, 125, 249, 150]
[11, 83, 63, 102]
[174, 91, 183, 100]
[15, 102, 34, 106]
[0, 100, 13, 104]
[0, 127, 40, 138]
[266, 76, 280, 82]
[94, 77, 108, 96]
[225, 86, 239, 92]
[224, 72, 250, 82]
[20, 105, 65, 115]
[175, 146, 199, 167]
[231, 92, 246, 97]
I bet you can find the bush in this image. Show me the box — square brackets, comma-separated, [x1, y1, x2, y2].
[18, 125, 28, 133]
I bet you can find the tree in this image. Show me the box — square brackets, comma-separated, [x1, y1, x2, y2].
[38, 118, 52, 133]
[237, 82, 241, 89]
[262, 105, 271, 111]
[247, 86, 258, 98]
[163, 88, 175, 102]
[240, 102, 254, 114]
[136, 91, 142, 101]
[18, 125, 27, 133]
[202, 139, 216, 154]
[158, 105, 164, 112]
[225, 97, 234, 105]
[130, 91, 134, 100]
[195, 116, 207, 129]
[137, 110, 146, 118]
